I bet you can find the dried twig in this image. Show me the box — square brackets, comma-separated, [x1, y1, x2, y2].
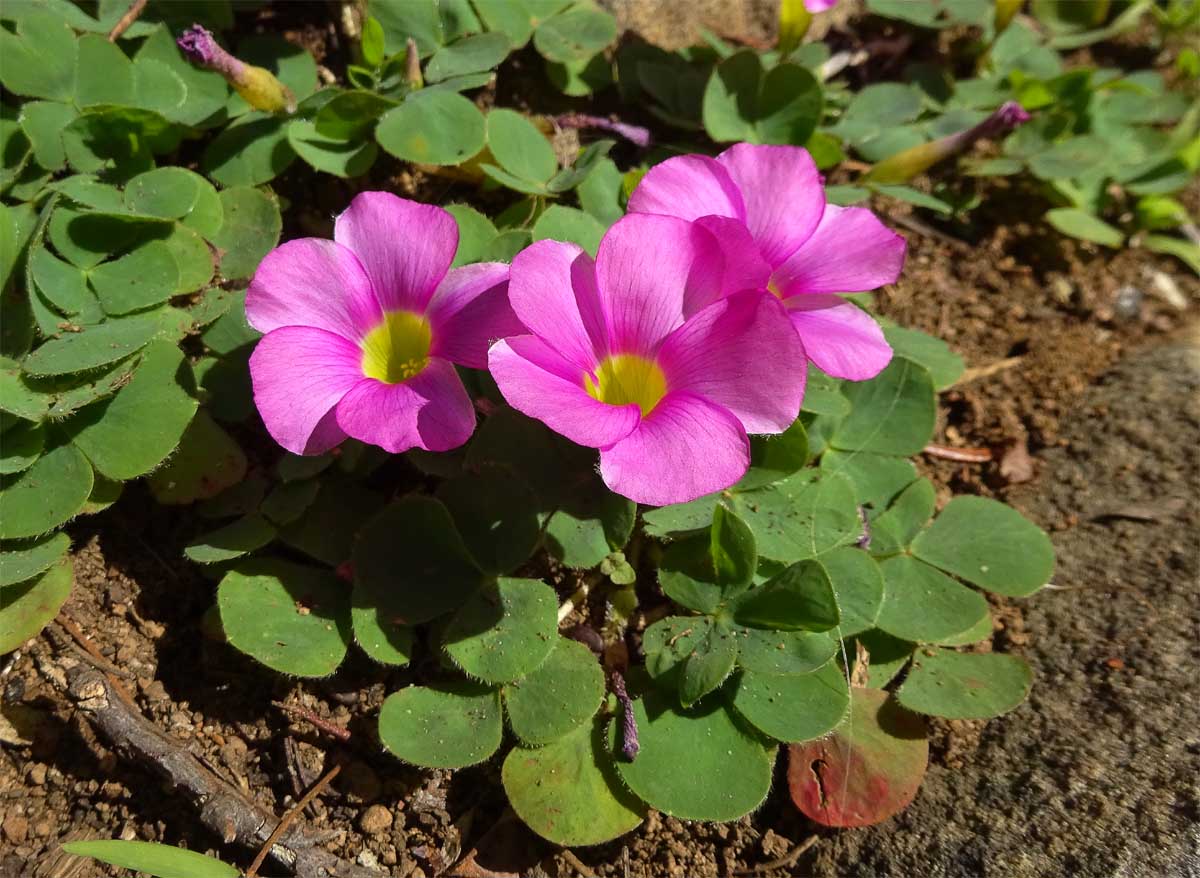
[272, 700, 352, 742]
[107, 0, 148, 42]
[951, 356, 1024, 387]
[732, 835, 819, 875]
[923, 443, 994, 463]
[246, 764, 341, 877]
[57, 666, 379, 878]
[889, 213, 971, 251]
[53, 614, 136, 683]
[449, 848, 520, 878]
[560, 848, 597, 878]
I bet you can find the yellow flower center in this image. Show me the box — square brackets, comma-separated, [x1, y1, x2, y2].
[584, 354, 667, 417]
[767, 278, 785, 299]
[360, 311, 432, 383]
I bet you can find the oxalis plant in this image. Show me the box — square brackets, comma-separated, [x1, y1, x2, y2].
[197, 142, 1053, 847]
[0, 0, 1080, 869]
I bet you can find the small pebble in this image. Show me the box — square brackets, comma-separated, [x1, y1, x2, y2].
[359, 804, 394, 835]
[2, 815, 29, 845]
[1113, 284, 1143, 320]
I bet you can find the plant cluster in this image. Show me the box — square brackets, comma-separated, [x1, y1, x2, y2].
[0, 0, 1190, 873]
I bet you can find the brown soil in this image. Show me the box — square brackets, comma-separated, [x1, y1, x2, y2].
[3, 5, 1200, 878]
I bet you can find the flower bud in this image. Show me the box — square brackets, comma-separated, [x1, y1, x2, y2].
[177, 25, 296, 114]
[994, 0, 1023, 33]
[556, 113, 651, 148]
[405, 37, 423, 90]
[863, 101, 1031, 184]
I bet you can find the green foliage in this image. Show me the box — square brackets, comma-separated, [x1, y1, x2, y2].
[731, 660, 851, 742]
[0, 441, 93, 538]
[875, 555, 990, 643]
[185, 513, 277, 563]
[482, 109, 613, 196]
[613, 689, 774, 822]
[1045, 208, 1124, 247]
[658, 506, 755, 613]
[503, 638, 605, 744]
[818, 547, 884, 637]
[148, 411, 246, 505]
[437, 466, 540, 574]
[0, 557, 72, 652]
[731, 560, 840, 632]
[0, 531, 70, 587]
[61, 839, 238, 878]
[831, 358, 936, 455]
[703, 51, 823, 145]
[531, 205, 606, 256]
[375, 91, 486, 165]
[503, 722, 645, 845]
[911, 496, 1055, 596]
[426, 32, 511, 82]
[63, 341, 197, 480]
[353, 496, 484, 625]
[207, 187, 280, 279]
[217, 560, 350, 677]
[378, 681, 503, 769]
[898, 649, 1033, 719]
[467, 408, 636, 568]
[735, 626, 838, 676]
[443, 577, 558, 684]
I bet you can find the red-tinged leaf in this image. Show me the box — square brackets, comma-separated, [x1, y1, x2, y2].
[786, 687, 927, 827]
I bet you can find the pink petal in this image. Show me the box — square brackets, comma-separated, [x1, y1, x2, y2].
[695, 215, 773, 300]
[488, 336, 641, 449]
[594, 214, 724, 354]
[772, 205, 907, 295]
[334, 358, 475, 453]
[716, 143, 824, 268]
[249, 326, 362, 455]
[599, 391, 750, 506]
[246, 238, 382, 341]
[626, 154, 746, 224]
[659, 290, 806, 435]
[508, 240, 607, 371]
[333, 192, 457, 314]
[804, 0, 838, 11]
[785, 294, 893, 381]
[426, 262, 523, 369]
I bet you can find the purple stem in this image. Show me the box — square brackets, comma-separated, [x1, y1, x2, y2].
[855, 506, 871, 550]
[556, 113, 652, 148]
[610, 670, 639, 761]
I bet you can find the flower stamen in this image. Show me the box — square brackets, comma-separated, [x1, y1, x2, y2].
[585, 354, 667, 417]
[361, 311, 432, 384]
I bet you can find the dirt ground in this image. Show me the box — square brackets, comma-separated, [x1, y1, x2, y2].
[3, 5, 1200, 878]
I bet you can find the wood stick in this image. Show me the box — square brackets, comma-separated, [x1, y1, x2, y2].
[732, 835, 819, 875]
[107, 0, 148, 42]
[923, 443, 994, 463]
[60, 666, 379, 878]
[272, 700, 352, 742]
[246, 764, 341, 877]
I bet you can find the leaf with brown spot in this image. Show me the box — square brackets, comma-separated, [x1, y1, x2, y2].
[787, 687, 927, 827]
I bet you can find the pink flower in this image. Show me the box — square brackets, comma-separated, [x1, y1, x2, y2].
[804, 0, 838, 10]
[247, 192, 522, 455]
[488, 214, 806, 506]
[628, 143, 906, 381]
